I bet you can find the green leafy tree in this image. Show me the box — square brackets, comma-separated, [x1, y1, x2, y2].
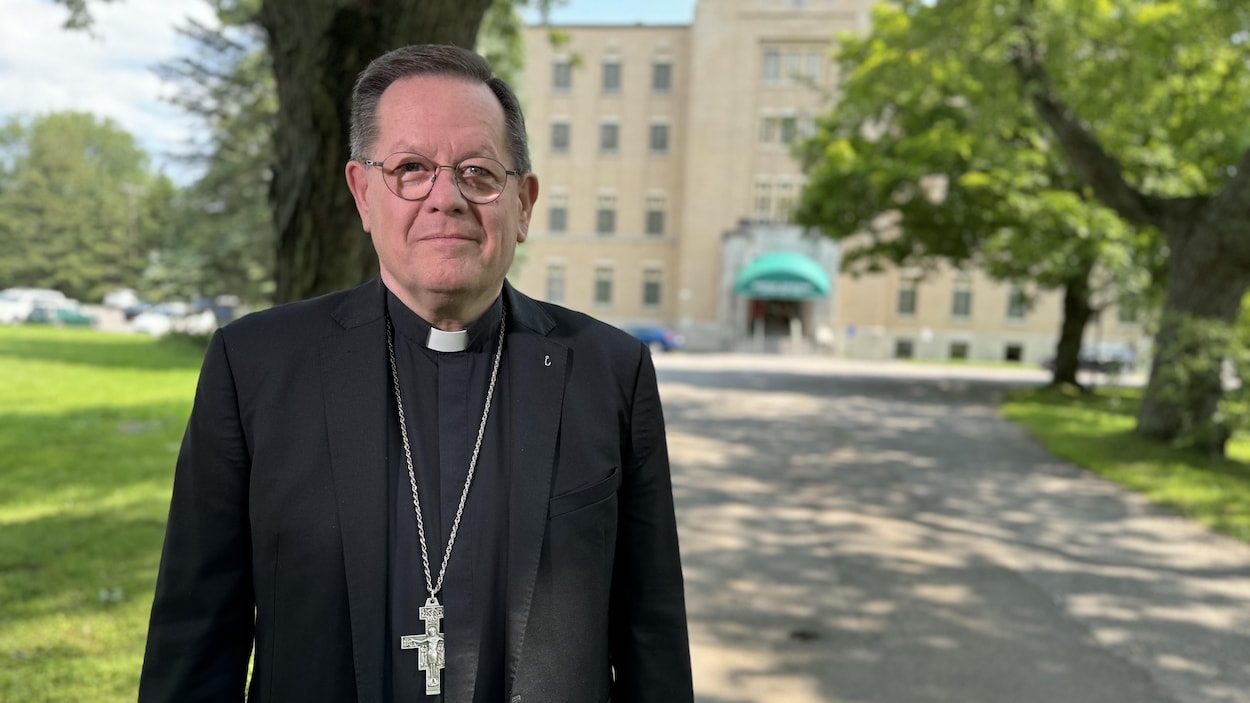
[58, 0, 557, 306]
[0, 112, 174, 302]
[801, 0, 1250, 453]
[795, 3, 1154, 388]
[152, 7, 277, 304]
[1005, 0, 1250, 453]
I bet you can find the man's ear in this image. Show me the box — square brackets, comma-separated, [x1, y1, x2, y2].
[515, 172, 539, 243]
[345, 160, 372, 232]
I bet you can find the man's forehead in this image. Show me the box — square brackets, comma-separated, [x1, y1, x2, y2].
[373, 75, 505, 148]
[377, 74, 501, 117]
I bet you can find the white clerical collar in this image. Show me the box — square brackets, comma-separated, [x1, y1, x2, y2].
[425, 327, 469, 353]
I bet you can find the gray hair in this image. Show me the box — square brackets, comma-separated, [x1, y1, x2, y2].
[348, 44, 531, 174]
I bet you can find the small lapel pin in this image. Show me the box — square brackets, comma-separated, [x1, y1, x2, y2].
[544, 355, 552, 367]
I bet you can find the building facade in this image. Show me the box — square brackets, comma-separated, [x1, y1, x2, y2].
[509, 0, 1147, 364]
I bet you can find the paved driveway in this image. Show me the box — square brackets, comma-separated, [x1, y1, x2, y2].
[654, 355, 1250, 703]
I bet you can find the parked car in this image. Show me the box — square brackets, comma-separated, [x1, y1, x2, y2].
[1043, 342, 1136, 373]
[0, 291, 29, 324]
[622, 324, 684, 353]
[130, 302, 219, 337]
[130, 309, 174, 337]
[0, 287, 69, 324]
[102, 288, 140, 310]
[26, 300, 96, 327]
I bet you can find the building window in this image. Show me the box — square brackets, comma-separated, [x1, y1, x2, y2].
[649, 123, 670, 154]
[643, 268, 663, 307]
[553, 59, 572, 91]
[759, 115, 778, 144]
[599, 121, 619, 153]
[753, 179, 772, 222]
[645, 195, 665, 236]
[895, 339, 914, 359]
[550, 121, 569, 153]
[547, 192, 567, 234]
[594, 266, 614, 306]
[546, 263, 566, 305]
[779, 115, 799, 144]
[806, 51, 824, 83]
[762, 49, 780, 85]
[760, 114, 800, 145]
[784, 51, 802, 85]
[652, 61, 672, 93]
[596, 193, 617, 235]
[775, 180, 798, 223]
[898, 280, 918, 317]
[949, 341, 970, 360]
[602, 60, 622, 93]
[952, 274, 972, 319]
[1007, 286, 1028, 320]
[1004, 343, 1024, 363]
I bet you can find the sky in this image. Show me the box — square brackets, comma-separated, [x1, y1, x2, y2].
[0, 0, 697, 183]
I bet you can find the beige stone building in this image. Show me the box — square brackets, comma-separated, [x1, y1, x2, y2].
[509, 0, 1148, 364]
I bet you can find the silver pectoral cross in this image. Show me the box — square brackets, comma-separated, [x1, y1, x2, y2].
[400, 596, 446, 695]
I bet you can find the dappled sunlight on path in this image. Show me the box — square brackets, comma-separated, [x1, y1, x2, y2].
[657, 357, 1250, 703]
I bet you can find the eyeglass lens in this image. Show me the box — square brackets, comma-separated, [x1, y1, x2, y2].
[380, 153, 509, 203]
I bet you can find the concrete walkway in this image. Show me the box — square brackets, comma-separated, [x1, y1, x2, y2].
[655, 354, 1250, 703]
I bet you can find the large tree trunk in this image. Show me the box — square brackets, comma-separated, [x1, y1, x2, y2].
[1011, 14, 1250, 454]
[1136, 214, 1250, 453]
[259, 0, 494, 303]
[1048, 267, 1095, 388]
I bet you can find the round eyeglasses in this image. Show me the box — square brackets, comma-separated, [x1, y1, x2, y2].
[362, 152, 521, 204]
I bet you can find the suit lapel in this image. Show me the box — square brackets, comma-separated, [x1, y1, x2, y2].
[502, 287, 566, 688]
[320, 281, 389, 703]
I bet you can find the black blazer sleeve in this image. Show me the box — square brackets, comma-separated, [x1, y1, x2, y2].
[139, 330, 254, 702]
[608, 348, 695, 701]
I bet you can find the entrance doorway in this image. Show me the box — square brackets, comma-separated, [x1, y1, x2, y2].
[749, 299, 803, 336]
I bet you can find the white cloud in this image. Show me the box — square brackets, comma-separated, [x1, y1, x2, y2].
[0, 0, 218, 181]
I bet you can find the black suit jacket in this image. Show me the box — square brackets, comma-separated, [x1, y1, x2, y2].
[138, 280, 693, 703]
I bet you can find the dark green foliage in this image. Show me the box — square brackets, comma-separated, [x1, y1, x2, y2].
[0, 113, 174, 302]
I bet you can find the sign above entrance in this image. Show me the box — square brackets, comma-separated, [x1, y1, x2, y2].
[734, 251, 832, 301]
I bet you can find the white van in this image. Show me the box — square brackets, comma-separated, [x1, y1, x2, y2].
[0, 288, 69, 324]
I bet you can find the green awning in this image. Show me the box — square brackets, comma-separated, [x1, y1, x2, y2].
[734, 252, 832, 300]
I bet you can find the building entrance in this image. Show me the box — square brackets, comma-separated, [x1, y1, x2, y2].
[749, 299, 803, 336]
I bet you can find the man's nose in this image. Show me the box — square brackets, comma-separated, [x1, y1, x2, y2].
[425, 166, 467, 208]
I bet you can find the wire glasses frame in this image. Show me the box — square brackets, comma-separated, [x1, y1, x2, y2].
[362, 152, 521, 204]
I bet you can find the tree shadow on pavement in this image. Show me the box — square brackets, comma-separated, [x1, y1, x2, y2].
[658, 363, 1250, 703]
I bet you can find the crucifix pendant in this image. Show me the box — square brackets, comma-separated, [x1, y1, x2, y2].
[400, 596, 446, 695]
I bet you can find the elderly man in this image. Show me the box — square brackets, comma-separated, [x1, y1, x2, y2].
[138, 44, 693, 703]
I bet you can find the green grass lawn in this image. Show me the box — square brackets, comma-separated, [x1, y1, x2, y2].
[0, 325, 204, 702]
[1001, 385, 1250, 543]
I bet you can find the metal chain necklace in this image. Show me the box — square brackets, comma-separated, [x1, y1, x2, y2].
[386, 303, 506, 696]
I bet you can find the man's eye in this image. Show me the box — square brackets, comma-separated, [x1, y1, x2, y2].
[398, 161, 428, 173]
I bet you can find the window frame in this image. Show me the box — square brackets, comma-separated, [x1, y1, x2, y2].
[547, 192, 568, 234]
[594, 265, 614, 306]
[649, 122, 670, 154]
[550, 120, 570, 153]
[596, 193, 617, 236]
[601, 59, 622, 94]
[599, 121, 620, 154]
[552, 59, 572, 91]
[545, 263, 566, 305]
[642, 267, 663, 308]
[652, 61, 672, 93]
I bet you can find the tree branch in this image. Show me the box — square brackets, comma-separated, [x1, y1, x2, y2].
[1009, 0, 1172, 231]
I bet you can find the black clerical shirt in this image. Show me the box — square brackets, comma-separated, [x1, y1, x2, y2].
[384, 291, 511, 702]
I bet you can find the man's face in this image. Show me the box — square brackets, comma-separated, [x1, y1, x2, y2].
[346, 75, 538, 317]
